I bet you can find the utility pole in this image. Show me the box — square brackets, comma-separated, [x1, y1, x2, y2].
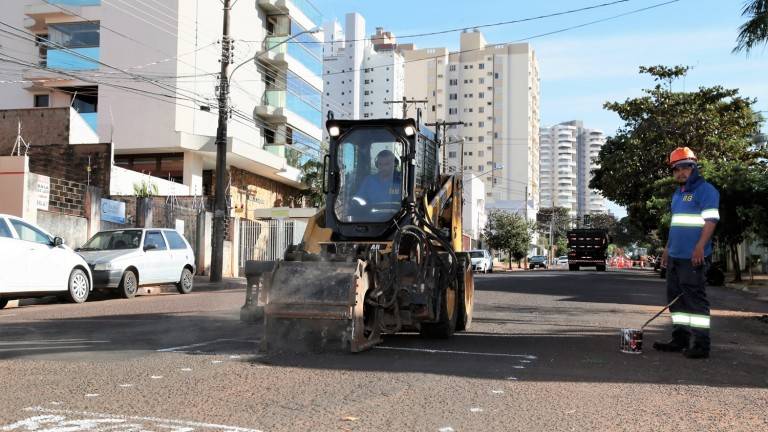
[426, 120, 464, 172]
[384, 96, 428, 119]
[210, 0, 232, 282]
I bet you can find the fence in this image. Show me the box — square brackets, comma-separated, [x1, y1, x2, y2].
[238, 218, 307, 273]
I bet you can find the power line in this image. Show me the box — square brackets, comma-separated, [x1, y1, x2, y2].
[238, 0, 632, 45]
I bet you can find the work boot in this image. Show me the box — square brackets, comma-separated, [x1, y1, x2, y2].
[652, 339, 688, 352]
[683, 345, 710, 359]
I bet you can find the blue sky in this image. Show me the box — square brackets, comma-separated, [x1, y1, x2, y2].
[311, 0, 768, 217]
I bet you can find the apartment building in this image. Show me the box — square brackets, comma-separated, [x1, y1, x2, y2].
[321, 13, 405, 127]
[0, 0, 323, 212]
[402, 30, 541, 217]
[539, 120, 606, 218]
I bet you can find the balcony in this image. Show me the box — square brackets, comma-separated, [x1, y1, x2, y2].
[25, 1, 100, 25]
[258, 0, 322, 26]
[260, 35, 322, 76]
[255, 89, 321, 128]
[46, 47, 100, 70]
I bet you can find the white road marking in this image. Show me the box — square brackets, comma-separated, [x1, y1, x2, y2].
[0, 314, 17, 317]
[180, 368, 192, 372]
[506, 377, 518, 381]
[49, 402, 62, 406]
[491, 390, 505, 394]
[10, 406, 264, 432]
[151, 375, 163, 379]
[84, 394, 99, 398]
[438, 427, 456, 432]
[229, 355, 241, 359]
[0, 346, 92, 353]
[470, 407, 484, 413]
[0, 340, 110, 346]
[512, 365, 526, 369]
[156, 338, 257, 353]
[118, 384, 133, 388]
[376, 346, 537, 359]
[211, 360, 223, 364]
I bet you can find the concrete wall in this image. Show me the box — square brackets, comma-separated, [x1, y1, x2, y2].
[110, 166, 190, 196]
[36, 210, 89, 248]
[0, 156, 28, 218]
[0, 108, 70, 150]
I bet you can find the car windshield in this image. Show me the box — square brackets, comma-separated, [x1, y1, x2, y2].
[81, 230, 142, 251]
[469, 251, 484, 258]
[334, 127, 405, 224]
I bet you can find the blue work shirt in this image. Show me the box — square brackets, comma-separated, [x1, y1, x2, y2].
[356, 173, 402, 206]
[668, 168, 720, 259]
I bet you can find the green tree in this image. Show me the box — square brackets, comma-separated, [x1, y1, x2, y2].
[483, 210, 534, 269]
[589, 212, 619, 239]
[298, 159, 325, 208]
[734, 0, 768, 55]
[590, 65, 764, 281]
[536, 206, 571, 244]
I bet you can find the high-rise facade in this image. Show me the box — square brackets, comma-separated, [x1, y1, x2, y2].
[401, 30, 541, 217]
[321, 13, 405, 128]
[539, 120, 606, 218]
[0, 0, 323, 206]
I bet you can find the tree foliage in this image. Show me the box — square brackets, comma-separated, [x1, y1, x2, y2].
[536, 207, 572, 244]
[734, 0, 768, 55]
[482, 210, 534, 269]
[590, 65, 765, 280]
[297, 159, 325, 208]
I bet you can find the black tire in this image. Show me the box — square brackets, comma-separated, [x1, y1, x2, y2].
[569, 264, 579, 271]
[597, 265, 606, 272]
[120, 270, 138, 299]
[421, 286, 458, 338]
[67, 268, 90, 304]
[0, 298, 8, 309]
[456, 258, 474, 332]
[176, 267, 194, 294]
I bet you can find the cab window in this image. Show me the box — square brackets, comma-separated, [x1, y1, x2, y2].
[0, 218, 12, 238]
[144, 231, 168, 250]
[9, 219, 51, 244]
[163, 230, 188, 250]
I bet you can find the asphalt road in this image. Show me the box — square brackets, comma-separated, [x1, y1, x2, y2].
[2, 269, 768, 431]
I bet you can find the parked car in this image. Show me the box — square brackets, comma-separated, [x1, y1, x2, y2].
[556, 256, 569, 265]
[0, 213, 92, 309]
[529, 255, 548, 270]
[77, 228, 196, 299]
[469, 249, 493, 273]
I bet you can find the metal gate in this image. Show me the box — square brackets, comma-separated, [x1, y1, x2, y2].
[239, 219, 307, 272]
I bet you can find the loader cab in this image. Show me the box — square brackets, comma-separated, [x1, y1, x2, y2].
[325, 119, 418, 239]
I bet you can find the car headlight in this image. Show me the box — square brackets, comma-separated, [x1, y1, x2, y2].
[93, 263, 112, 271]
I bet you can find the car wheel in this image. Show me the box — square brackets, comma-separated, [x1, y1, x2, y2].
[176, 267, 194, 294]
[67, 268, 90, 304]
[120, 270, 138, 299]
[0, 298, 8, 309]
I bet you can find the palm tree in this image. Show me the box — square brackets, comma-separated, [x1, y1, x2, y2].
[733, 0, 768, 54]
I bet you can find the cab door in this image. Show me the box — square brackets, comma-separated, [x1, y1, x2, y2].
[0, 217, 26, 293]
[6, 217, 69, 292]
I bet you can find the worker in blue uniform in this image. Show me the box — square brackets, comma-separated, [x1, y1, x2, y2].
[654, 147, 720, 359]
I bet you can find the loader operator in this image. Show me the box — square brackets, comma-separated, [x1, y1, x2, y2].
[654, 147, 719, 359]
[352, 149, 402, 219]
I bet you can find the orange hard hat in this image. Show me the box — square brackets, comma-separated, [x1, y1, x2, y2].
[669, 147, 697, 167]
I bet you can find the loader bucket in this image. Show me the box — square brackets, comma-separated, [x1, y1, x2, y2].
[261, 259, 381, 353]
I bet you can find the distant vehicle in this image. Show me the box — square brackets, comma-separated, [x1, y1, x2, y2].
[529, 255, 548, 269]
[469, 249, 493, 273]
[77, 228, 196, 299]
[556, 256, 569, 265]
[0, 213, 92, 309]
[567, 228, 608, 271]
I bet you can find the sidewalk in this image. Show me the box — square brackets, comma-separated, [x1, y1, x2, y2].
[725, 273, 768, 302]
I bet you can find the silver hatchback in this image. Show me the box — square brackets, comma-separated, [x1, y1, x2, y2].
[77, 229, 196, 298]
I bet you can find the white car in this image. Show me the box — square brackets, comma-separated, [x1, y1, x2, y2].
[556, 256, 569, 265]
[469, 249, 493, 273]
[0, 213, 92, 309]
[77, 228, 196, 299]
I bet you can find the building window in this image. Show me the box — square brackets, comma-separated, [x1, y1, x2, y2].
[449, 93, 457, 100]
[479, 63, 485, 69]
[478, 150, 484, 157]
[479, 121, 485, 128]
[467, 137, 473, 142]
[479, 78, 485, 84]
[449, 65, 456, 71]
[478, 165, 483, 171]
[495, 73, 500, 79]
[432, 105, 435, 112]
[479, 107, 484, 113]
[464, 65, 468, 69]
[364, 90, 370, 95]
[478, 136, 484, 143]
[448, 151, 457, 158]
[33, 94, 49, 108]
[478, 92, 484, 99]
